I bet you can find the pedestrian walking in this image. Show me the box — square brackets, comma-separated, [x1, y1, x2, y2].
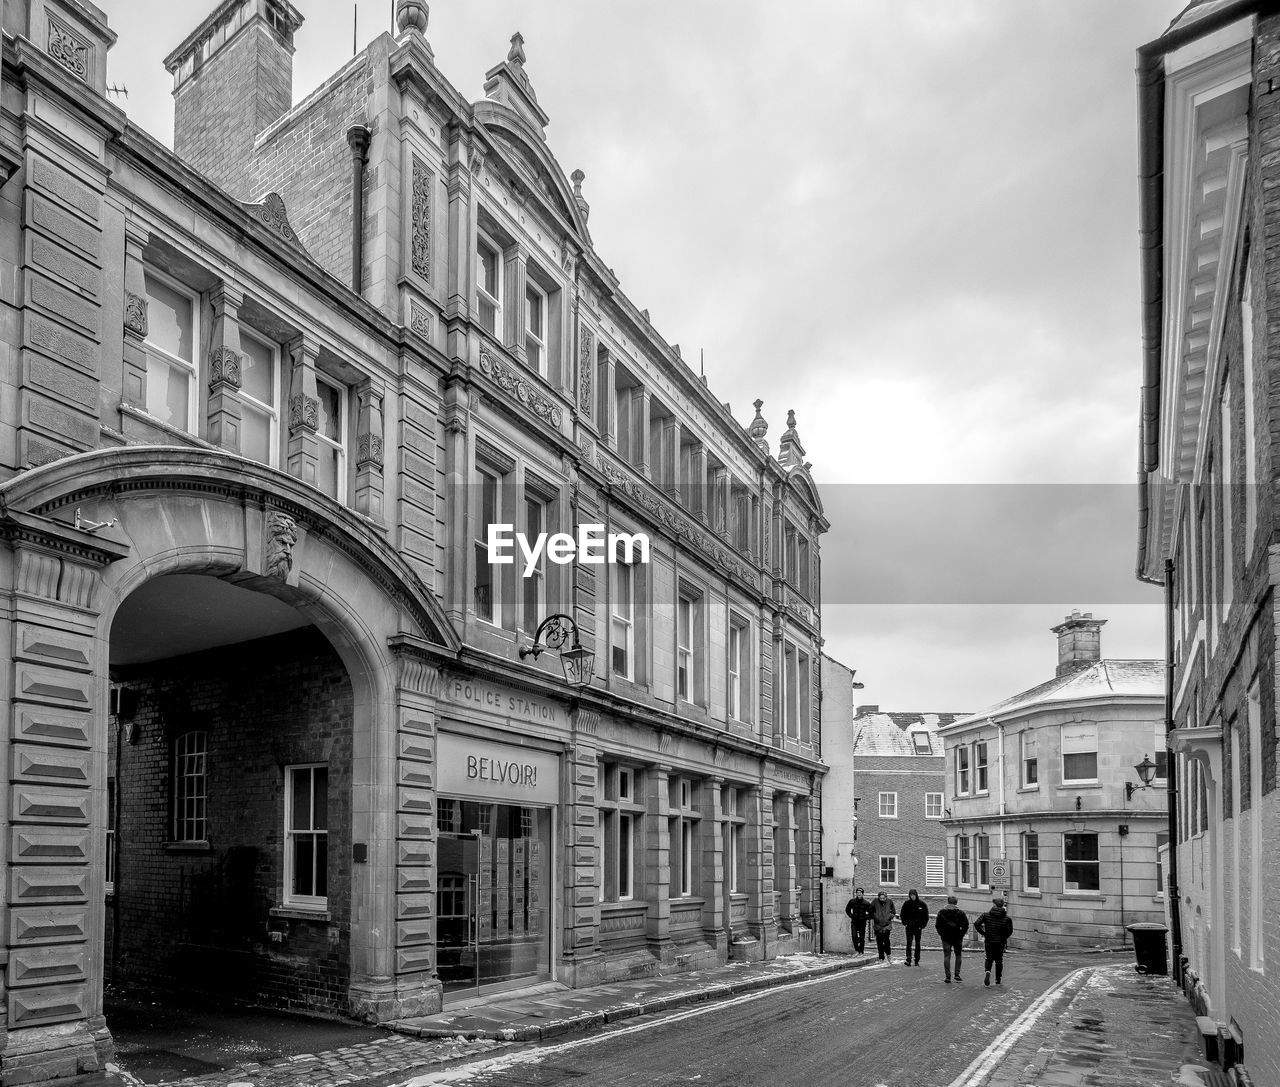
[934, 895, 969, 983]
[870, 891, 896, 962]
[843, 887, 871, 954]
[974, 897, 1014, 986]
[899, 889, 928, 965]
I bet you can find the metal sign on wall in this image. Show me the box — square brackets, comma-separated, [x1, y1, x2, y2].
[990, 858, 1010, 888]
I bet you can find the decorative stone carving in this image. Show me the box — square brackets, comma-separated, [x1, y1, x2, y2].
[478, 346, 563, 427]
[47, 18, 89, 81]
[411, 157, 431, 281]
[396, 0, 429, 34]
[578, 327, 594, 417]
[571, 168, 590, 224]
[240, 193, 309, 255]
[208, 346, 242, 389]
[123, 292, 147, 338]
[594, 449, 755, 586]
[288, 394, 319, 433]
[264, 511, 298, 581]
[357, 433, 385, 468]
[748, 398, 769, 455]
[409, 301, 432, 338]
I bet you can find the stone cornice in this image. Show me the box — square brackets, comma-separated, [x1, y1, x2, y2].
[0, 507, 130, 567]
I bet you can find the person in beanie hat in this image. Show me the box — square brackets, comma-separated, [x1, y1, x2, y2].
[974, 897, 1014, 985]
[843, 887, 870, 954]
[899, 889, 929, 966]
[934, 895, 970, 983]
[871, 891, 896, 962]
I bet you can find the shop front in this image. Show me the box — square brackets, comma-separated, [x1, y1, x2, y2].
[435, 730, 562, 999]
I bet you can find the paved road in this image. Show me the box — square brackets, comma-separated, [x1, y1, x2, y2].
[399, 952, 1091, 1087]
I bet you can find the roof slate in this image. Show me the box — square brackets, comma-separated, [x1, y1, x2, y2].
[950, 660, 1163, 728]
[851, 712, 969, 757]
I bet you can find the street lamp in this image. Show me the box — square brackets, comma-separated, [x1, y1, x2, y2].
[518, 613, 596, 688]
[1125, 754, 1159, 801]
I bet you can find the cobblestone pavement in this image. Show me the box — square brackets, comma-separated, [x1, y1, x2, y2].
[976, 963, 1222, 1087]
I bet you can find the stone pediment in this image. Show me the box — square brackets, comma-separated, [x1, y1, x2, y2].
[240, 192, 311, 259]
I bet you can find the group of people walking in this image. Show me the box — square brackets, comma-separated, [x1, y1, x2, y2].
[843, 889, 1014, 985]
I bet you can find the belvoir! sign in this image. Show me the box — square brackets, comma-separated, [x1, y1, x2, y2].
[437, 732, 560, 805]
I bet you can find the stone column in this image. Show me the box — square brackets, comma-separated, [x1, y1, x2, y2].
[444, 127, 473, 322]
[206, 284, 245, 454]
[121, 220, 150, 410]
[686, 442, 707, 521]
[286, 335, 321, 488]
[504, 243, 527, 362]
[0, 529, 127, 1085]
[710, 466, 730, 536]
[563, 709, 604, 986]
[598, 348, 616, 447]
[643, 763, 673, 962]
[632, 387, 651, 476]
[774, 792, 797, 932]
[354, 379, 386, 521]
[659, 417, 679, 498]
[745, 785, 777, 959]
[700, 776, 726, 952]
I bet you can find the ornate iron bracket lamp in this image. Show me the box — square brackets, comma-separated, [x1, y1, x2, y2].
[1125, 754, 1159, 801]
[518, 613, 595, 688]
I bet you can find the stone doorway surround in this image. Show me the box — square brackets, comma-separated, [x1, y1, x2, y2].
[0, 447, 459, 1085]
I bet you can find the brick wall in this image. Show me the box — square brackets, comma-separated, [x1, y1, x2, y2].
[107, 627, 354, 1015]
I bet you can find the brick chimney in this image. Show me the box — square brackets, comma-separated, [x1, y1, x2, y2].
[1051, 610, 1106, 676]
[164, 0, 304, 197]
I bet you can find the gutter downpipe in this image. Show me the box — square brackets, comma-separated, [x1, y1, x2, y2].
[993, 718, 1007, 863]
[1134, 0, 1267, 984]
[346, 124, 371, 295]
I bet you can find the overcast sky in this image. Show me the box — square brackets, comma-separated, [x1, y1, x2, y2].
[97, 0, 1183, 713]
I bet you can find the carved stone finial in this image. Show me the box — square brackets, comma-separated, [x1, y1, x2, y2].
[396, 0, 429, 34]
[571, 168, 590, 223]
[748, 399, 769, 455]
[779, 408, 806, 468]
[786, 409, 797, 430]
[508, 31, 526, 66]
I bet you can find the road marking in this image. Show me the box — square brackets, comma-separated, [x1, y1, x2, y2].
[943, 965, 1093, 1087]
[398, 968, 862, 1085]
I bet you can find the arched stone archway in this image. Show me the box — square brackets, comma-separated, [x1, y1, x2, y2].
[0, 448, 457, 1084]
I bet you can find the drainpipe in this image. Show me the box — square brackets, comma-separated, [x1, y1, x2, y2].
[1164, 558, 1183, 982]
[994, 719, 1007, 862]
[346, 124, 371, 295]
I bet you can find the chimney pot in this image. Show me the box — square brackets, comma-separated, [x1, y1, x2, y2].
[1050, 612, 1107, 677]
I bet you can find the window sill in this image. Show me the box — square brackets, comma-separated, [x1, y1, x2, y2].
[1020, 890, 1042, 898]
[1061, 893, 1106, 901]
[270, 905, 331, 923]
[1058, 782, 1102, 790]
[119, 402, 217, 450]
[164, 841, 212, 854]
[1016, 786, 1040, 794]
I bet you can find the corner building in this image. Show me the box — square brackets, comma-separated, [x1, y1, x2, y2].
[0, 1, 827, 1082]
[1136, 3, 1280, 1083]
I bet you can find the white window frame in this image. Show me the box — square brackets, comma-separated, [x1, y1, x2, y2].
[1063, 831, 1100, 893]
[1021, 729, 1039, 788]
[283, 763, 328, 910]
[524, 278, 547, 376]
[172, 730, 207, 843]
[782, 641, 799, 738]
[670, 776, 698, 898]
[924, 792, 943, 819]
[142, 266, 199, 435]
[677, 593, 694, 703]
[878, 791, 898, 819]
[727, 617, 746, 721]
[974, 741, 989, 794]
[474, 465, 503, 626]
[957, 835, 971, 887]
[521, 492, 546, 633]
[879, 855, 898, 886]
[315, 371, 348, 504]
[1024, 832, 1040, 891]
[724, 785, 746, 894]
[911, 731, 932, 755]
[238, 328, 281, 466]
[476, 232, 503, 336]
[975, 833, 991, 889]
[1061, 722, 1099, 785]
[600, 764, 639, 902]
[956, 745, 970, 796]
[611, 549, 635, 680]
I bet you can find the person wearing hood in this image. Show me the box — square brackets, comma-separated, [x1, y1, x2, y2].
[934, 895, 970, 983]
[974, 897, 1014, 985]
[899, 889, 929, 966]
[870, 891, 896, 962]
[843, 887, 870, 954]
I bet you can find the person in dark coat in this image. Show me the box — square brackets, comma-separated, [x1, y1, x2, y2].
[870, 891, 896, 962]
[974, 897, 1014, 985]
[934, 895, 970, 983]
[899, 888, 929, 966]
[843, 887, 870, 954]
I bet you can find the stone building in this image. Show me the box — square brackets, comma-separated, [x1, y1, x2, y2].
[818, 687, 965, 954]
[938, 614, 1165, 949]
[1135, 3, 1280, 1083]
[0, 0, 827, 1081]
